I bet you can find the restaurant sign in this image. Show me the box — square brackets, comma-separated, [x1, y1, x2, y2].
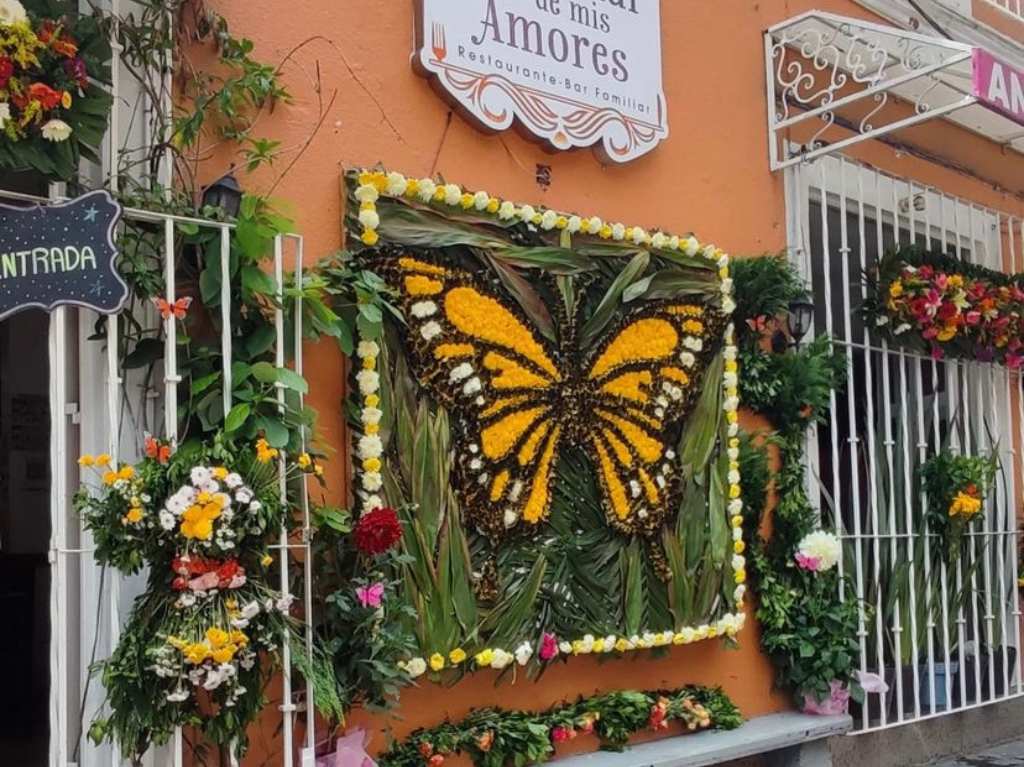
[972, 48, 1024, 127]
[0, 190, 127, 320]
[414, 0, 668, 163]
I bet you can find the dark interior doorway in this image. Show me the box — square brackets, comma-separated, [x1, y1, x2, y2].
[0, 308, 51, 766]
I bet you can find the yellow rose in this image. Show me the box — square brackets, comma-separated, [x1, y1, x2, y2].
[474, 649, 494, 667]
[212, 644, 237, 664]
[206, 628, 230, 648]
[429, 652, 445, 671]
[360, 229, 379, 246]
[298, 452, 312, 468]
[449, 648, 467, 665]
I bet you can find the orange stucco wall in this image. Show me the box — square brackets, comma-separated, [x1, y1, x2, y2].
[190, 0, 1024, 763]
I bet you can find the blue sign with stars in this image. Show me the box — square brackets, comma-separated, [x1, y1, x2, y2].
[0, 190, 128, 320]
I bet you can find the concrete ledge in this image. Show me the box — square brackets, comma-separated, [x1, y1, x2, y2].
[552, 713, 853, 767]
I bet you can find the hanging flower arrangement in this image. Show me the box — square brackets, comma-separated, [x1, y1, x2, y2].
[76, 434, 340, 761]
[919, 447, 998, 553]
[0, 0, 113, 179]
[865, 246, 1024, 366]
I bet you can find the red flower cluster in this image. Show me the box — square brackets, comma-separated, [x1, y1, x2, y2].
[171, 555, 246, 591]
[883, 263, 1024, 367]
[353, 506, 403, 555]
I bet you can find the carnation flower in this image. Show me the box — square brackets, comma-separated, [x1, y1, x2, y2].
[417, 179, 437, 202]
[795, 530, 841, 572]
[358, 208, 380, 229]
[497, 201, 516, 220]
[353, 506, 402, 555]
[355, 369, 380, 395]
[385, 171, 408, 196]
[443, 183, 462, 205]
[354, 184, 379, 203]
[514, 641, 533, 666]
[539, 632, 559, 661]
[404, 657, 427, 677]
[490, 648, 513, 669]
[540, 209, 558, 230]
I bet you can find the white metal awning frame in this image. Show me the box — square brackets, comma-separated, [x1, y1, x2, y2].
[765, 10, 1024, 170]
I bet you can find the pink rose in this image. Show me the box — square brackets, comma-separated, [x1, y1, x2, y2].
[189, 571, 220, 592]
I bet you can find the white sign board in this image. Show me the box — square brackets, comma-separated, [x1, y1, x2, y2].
[414, 0, 668, 163]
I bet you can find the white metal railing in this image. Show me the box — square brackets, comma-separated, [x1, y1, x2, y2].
[6, 177, 317, 766]
[787, 153, 1024, 733]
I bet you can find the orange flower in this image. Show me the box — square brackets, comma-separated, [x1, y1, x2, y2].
[27, 83, 62, 110]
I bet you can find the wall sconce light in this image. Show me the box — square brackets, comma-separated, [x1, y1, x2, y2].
[771, 298, 815, 353]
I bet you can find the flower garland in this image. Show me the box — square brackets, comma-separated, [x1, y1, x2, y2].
[355, 337, 385, 513]
[345, 168, 748, 679]
[866, 246, 1024, 366]
[374, 685, 741, 767]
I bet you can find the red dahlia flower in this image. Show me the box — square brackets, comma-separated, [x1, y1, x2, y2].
[353, 506, 402, 555]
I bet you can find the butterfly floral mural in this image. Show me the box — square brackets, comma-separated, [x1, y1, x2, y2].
[320, 169, 747, 700]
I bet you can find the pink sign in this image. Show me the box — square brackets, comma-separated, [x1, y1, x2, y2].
[972, 48, 1024, 127]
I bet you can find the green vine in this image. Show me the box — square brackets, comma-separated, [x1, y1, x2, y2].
[733, 256, 863, 705]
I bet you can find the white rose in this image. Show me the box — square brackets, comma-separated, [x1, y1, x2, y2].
[728, 469, 741, 484]
[358, 208, 380, 229]
[473, 191, 490, 210]
[490, 649, 513, 669]
[558, 641, 573, 654]
[363, 494, 384, 511]
[354, 184, 379, 203]
[417, 179, 437, 202]
[723, 371, 738, 388]
[679, 627, 696, 643]
[497, 200, 516, 220]
[443, 183, 462, 205]
[732, 554, 746, 571]
[720, 277, 734, 294]
[724, 396, 740, 412]
[385, 172, 407, 196]
[567, 215, 582, 233]
[703, 244, 717, 260]
[587, 216, 603, 233]
[519, 204, 536, 222]
[611, 223, 626, 240]
[540, 209, 558, 230]
[361, 406, 383, 425]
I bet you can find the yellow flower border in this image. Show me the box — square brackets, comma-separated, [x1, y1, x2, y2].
[348, 168, 746, 674]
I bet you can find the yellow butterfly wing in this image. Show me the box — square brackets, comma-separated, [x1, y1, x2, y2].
[584, 303, 724, 534]
[381, 255, 565, 535]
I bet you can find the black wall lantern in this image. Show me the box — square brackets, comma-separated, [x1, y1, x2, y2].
[771, 298, 816, 353]
[201, 172, 243, 218]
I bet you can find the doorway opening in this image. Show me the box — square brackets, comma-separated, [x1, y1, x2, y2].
[0, 309, 51, 765]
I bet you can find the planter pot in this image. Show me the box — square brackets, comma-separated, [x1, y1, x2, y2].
[954, 647, 1019, 705]
[918, 661, 958, 713]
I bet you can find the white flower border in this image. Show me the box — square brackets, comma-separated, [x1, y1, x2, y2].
[349, 168, 747, 675]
